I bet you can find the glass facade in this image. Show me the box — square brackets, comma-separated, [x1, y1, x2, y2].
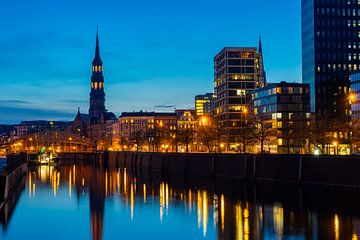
[195, 93, 214, 116]
[351, 72, 360, 119]
[301, 0, 360, 120]
[302, 0, 315, 112]
[251, 82, 311, 154]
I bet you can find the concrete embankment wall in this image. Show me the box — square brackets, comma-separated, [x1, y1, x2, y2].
[1, 154, 27, 208]
[105, 151, 360, 188]
[57, 152, 97, 164]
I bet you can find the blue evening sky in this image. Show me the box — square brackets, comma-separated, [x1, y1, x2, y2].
[0, 0, 301, 123]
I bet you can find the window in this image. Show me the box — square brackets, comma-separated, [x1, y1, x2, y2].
[237, 89, 246, 96]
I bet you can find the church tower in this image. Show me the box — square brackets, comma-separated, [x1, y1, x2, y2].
[89, 29, 106, 124]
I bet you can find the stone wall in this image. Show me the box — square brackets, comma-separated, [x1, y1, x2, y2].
[106, 151, 360, 188]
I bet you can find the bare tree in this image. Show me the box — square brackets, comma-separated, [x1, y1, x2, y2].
[177, 128, 196, 153]
[132, 130, 145, 152]
[252, 115, 274, 153]
[197, 124, 216, 153]
[308, 119, 339, 154]
[338, 118, 360, 154]
[145, 125, 164, 152]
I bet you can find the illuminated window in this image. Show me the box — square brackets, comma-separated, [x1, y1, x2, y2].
[277, 121, 282, 128]
[94, 82, 98, 89]
[95, 66, 98, 72]
[237, 89, 246, 96]
[278, 139, 283, 146]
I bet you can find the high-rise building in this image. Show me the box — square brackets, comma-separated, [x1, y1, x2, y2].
[89, 30, 106, 124]
[195, 93, 214, 116]
[350, 72, 360, 119]
[214, 39, 265, 148]
[301, 0, 360, 120]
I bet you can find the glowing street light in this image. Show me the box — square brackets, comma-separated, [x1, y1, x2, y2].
[200, 116, 208, 126]
[242, 107, 248, 114]
[349, 93, 356, 104]
[333, 141, 338, 155]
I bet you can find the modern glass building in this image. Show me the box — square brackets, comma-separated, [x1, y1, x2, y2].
[350, 72, 360, 119]
[214, 43, 265, 149]
[301, 0, 360, 120]
[195, 93, 214, 116]
[251, 82, 311, 154]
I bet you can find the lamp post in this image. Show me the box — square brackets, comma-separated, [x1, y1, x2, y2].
[241, 107, 248, 154]
[333, 141, 338, 155]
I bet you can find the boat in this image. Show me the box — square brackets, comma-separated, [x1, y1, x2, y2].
[27, 152, 59, 165]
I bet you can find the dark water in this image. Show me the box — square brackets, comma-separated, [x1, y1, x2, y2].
[1, 164, 360, 240]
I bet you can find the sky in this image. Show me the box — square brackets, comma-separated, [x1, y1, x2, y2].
[0, 0, 302, 124]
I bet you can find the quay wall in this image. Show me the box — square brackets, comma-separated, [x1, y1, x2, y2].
[106, 151, 360, 188]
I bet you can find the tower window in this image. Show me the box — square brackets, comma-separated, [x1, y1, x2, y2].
[95, 82, 98, 89]
[95, 66, 98, 72]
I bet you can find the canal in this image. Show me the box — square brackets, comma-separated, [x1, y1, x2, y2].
[1, 163, 360, 239]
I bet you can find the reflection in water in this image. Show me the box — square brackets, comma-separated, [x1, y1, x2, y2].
[2, 163, 360, 239]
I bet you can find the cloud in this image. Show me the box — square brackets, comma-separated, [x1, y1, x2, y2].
[0, 105, 75, 124]
[0, 100, 32, 105]
[154, 105, 175, 109]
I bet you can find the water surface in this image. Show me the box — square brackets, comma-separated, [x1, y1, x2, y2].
[1, 163, 360, 239]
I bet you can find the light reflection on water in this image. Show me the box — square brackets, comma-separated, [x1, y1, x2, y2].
[1, 164, 360, 240]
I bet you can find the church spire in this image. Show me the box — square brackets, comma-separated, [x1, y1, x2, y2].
[93, 27, 103, 65]
[258, 34, 263, 54]
[258, 34, 266, 85]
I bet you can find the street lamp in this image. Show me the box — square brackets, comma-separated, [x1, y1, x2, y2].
[349, 93, 356, 105]
[200, 116, 208, 126]
[333, 141, 338, 155]
[241, 106, 248, 153]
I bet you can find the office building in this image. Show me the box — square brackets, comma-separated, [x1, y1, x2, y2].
[251, 82, 311, 154]
[302, 0, 360, 120]
[350, 72, 360, 119]
[214, 39, 265, 148]
[195, 93, 214, 116]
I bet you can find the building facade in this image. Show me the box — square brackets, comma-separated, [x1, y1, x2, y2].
[214, 40, 265, 149]
[251, 82, 311, 154]
[15, 120, 72, 137]
[119, 112, 178, 151]
[301, 0, 360, 120]
[195, 93, 214, 116]
[350, 72, 360, 119]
